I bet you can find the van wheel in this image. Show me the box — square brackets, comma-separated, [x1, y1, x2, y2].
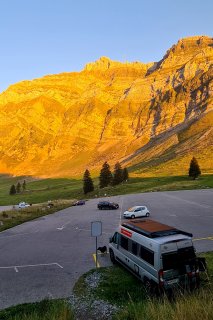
[109, 249, 116, 264]
[131, 215, 135, 219]
[146, 212, 150, 217]
[144, 278, 155, 295]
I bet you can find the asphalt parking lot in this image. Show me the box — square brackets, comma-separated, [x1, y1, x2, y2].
[0, 189, 212, 309]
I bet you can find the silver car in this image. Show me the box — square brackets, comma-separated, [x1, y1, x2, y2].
[123, 206, 150, 219]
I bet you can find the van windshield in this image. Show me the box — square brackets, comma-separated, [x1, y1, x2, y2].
[162, 247, 196, 271]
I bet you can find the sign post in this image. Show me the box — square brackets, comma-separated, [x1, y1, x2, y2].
[91, 221, 102, 268]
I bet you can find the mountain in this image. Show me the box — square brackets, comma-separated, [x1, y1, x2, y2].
[0, 35, 212, 177]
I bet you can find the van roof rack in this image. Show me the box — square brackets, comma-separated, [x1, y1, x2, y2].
[121, 219, 193, 238]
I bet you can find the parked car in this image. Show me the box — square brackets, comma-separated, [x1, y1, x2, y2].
[73, 200, 86, 206]
[123, 206, 150, 219]
[18, 202, 30, 209]
[97, 201, 119, 210]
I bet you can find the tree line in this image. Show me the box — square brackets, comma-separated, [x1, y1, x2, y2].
[9, 180, 26, 195]
[83, 156, 201, 194]
[83, 161, 128, 194]
[8, 157, 202, 196]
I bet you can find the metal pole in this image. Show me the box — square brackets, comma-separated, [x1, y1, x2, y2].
[96, 236, 98, 268]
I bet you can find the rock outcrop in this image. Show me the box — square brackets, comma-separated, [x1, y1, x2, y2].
[0, 35, 212, 177]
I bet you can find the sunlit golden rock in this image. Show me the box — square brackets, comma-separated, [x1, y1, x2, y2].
[0, 36, 212, 177]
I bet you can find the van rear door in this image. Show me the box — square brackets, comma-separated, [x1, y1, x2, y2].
[160, 239, 195, 283]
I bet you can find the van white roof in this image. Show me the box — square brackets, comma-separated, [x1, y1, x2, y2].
[153, 233, 192, 244]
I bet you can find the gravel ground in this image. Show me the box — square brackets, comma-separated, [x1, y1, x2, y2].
[69, 271, 120, 320]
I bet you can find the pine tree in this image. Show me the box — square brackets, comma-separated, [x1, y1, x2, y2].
[99, 162, 112, 188]
[22, 180, 26, 191]
[83, 169, 94, 194]
[189, 157, 201, 180]
[122, 167, 129, 182]
[16, 182, 21, 193]
[112, 162, 123, 186]
[9, 184, 16, 195]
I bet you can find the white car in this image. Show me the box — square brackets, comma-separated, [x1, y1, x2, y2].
[18, 202, 30, 209]
[123, 206, 150, 219]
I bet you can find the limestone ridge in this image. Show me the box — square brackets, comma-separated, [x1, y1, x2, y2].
[0, 35, 212, 177]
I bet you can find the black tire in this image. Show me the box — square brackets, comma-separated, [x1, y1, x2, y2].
[144, 278, 159, 296]
[146, 212, 150, 217]
[109, 249, 116, 264]
[144, 278, 152, 292]
[131, 215, 135, 219]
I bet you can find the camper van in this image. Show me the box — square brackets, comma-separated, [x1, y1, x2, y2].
[109, 219, 206, 291]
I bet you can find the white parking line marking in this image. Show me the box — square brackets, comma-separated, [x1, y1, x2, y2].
[57, 220, 73, 230]
[55, 263, 63, 269]
[119, 197, 124, 224]
[162, 193, 211, 209]
[0, 262, 63, 271]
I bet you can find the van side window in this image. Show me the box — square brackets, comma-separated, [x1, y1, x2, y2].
[120, 235, 128, 250]
[140, 246, 154, 265]
[131, 241, 138, 255]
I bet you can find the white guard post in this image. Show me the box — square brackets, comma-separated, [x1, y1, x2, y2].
[91, 221, 102, 268]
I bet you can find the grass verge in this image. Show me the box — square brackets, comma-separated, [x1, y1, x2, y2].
[0, 299, 74, 320]
[0, 200, 74, 232]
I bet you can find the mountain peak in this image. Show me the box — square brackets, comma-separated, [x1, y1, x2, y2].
[84, 56, 113, 71]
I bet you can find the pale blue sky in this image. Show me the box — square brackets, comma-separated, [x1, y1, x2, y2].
[0, 0, 212, 92]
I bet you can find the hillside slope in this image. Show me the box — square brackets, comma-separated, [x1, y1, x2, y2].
[0, 35, 212, 177]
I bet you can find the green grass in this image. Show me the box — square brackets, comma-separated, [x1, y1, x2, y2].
[0, 299, 74, 320]
[0, 200, 73, 232]
[0, 174, 213, 206]
[115, 289, 213, 320]
[73, 265, 147, 305]
[0, 176, 83, 205]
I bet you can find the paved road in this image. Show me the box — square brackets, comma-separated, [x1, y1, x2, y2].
[0, 205, 13, 212]
[0, 189, 212, 309]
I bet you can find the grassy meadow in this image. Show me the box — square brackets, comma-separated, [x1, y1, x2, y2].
[0, 174, 213, 206]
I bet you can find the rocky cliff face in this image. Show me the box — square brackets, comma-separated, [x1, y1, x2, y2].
[0, 35, 212, 177]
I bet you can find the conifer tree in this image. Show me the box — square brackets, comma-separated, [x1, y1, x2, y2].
[99, 161, 112, 188]
[122, 167, 129, 182]
[189, 157, 201, 180]
[83, 169, 94, 194]
[112, 162, 123, 186]
[22, 180, 26, 191]
[16, 182, 21, 193]
[9, 184, 16, 195]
